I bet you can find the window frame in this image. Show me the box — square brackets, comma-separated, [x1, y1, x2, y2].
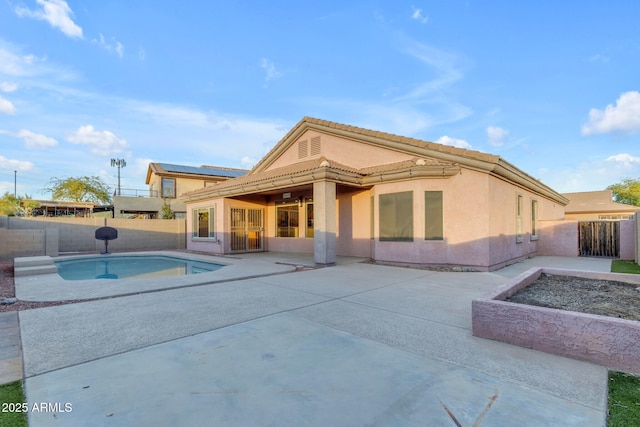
[192, 207, 215, 239]
[379, 191, 414, 242]
[275, 202, 300, 238]
[530, 199, 538, 241]
[424, 191, 444, 241]
[161, 177, 176, 198]
[516, 194, 524, 243]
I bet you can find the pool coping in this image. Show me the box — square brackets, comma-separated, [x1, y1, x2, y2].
[15, 251, 297, 302]
[471, 267, 640, 375]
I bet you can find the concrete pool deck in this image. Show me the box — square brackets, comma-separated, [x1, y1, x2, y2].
[15, 251, 297, 301]
[15, 254, 613, 426]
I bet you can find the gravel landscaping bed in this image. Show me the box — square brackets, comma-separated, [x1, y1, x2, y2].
[507, 273, 640, 321]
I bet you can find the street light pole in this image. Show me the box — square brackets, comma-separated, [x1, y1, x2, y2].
[110, 158, 126, 196]
[14, 170, 17, 198]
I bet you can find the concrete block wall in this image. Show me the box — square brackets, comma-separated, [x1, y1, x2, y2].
[0, 216, 185, 259]
[0, 228, 46, 259]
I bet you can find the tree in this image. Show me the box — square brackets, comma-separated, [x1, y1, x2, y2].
[161, 200, 175, 219]
[607, 178, 640, 206]
[45, 176, 112, 204]
[0, 193, 40, 216]
[0, 192, 20, 216]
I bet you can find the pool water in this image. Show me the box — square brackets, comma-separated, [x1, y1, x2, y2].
[55, 256, 224, 280]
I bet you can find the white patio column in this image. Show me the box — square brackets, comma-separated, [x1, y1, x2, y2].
[313, 180, 337, 265]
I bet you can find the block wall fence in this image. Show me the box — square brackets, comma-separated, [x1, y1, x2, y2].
[0, 215, 637, 262]
[0, 216, 186, 260]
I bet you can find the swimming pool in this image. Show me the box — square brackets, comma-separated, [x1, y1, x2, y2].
[55, 255, 224, 280]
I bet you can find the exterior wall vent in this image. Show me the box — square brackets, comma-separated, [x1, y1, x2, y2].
[310, 136, 321, 156]
[298, 140, 308, 159]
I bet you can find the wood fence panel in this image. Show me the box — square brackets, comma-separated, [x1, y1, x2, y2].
[578, 221, 619, 258]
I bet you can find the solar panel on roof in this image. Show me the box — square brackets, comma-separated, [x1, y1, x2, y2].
[158, 163, 246, 178]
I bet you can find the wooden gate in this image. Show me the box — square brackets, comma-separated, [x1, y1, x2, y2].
[578, 221, 619, 257]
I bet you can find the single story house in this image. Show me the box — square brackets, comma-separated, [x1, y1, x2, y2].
[182, 117, 568, 271]
[562, 190, 640, 221]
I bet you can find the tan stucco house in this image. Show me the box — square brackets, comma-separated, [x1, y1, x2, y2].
[563, 190, 640, 221]
[182, 117, 568, 271]
[112, 163, 248, 218]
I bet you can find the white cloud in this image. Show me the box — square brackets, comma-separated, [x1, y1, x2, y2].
[589, 54, 609, 63]
[0, 155, 34, 171]
[17, 130, 58, 148]
[0, 82, 18, 92]
[487, 126, 508, 147]
[260, 58, 283, 82]
[0, 95, 16, 115]
[606, 153, 640, 167]
[436, 135, 472, 149]
[411, 7, 429, 24]
[397, 41, 463, 101]
[67, 125, 128, 155]
[93, 34, 124, 58]
[14, 0, 83, 39]
[241, 156, 257, 169]
[582, 91, 640, 136]
[138, 47, 146, 61]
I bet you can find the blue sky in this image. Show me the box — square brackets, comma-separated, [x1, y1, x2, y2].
[1, 1, 639, 199]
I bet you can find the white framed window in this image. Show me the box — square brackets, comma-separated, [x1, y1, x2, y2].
[192, 207, 215, 238]
[531, 199, 538, 240]
[276, 203, 299, 237]
[516, 194, 523, 243]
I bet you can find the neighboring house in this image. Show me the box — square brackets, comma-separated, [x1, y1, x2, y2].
[23, 200, 95, 217]
[562, 190, 640, 221]
[112, 163, 248, 218]
[182, 117, 568, 271]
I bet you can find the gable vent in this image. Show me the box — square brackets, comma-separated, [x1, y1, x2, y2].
[298, 140, 308, 158]
[310, 136, 321, 156]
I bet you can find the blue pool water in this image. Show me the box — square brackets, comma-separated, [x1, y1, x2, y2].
[55, 256, 224, 280]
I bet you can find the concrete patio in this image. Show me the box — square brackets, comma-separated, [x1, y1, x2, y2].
[14, 254, 612, 426]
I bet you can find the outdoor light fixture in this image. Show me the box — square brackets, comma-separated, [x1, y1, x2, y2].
[110, 158, 126, 196]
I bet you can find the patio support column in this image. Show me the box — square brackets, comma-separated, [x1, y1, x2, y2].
[313, 180, 337, 266]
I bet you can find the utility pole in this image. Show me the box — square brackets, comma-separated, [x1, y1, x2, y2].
[110, 158, 126, 196]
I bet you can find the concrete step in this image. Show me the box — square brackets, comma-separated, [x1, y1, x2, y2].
[14, 265, 58, 277]
[14, 256, 54, 268]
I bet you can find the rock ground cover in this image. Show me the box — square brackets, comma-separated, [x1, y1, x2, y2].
[507, 273, 640, 321]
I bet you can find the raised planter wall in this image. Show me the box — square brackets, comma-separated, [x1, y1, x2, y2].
[472, 267, 640, 375]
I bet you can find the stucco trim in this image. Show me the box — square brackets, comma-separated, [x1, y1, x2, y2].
[182, 158, 461, 201]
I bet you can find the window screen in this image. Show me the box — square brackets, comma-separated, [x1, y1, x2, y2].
[379, 191, 413, 241]
[425, 191, 443, 240]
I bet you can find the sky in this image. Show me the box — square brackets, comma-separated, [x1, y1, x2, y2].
[1, 1, 639, 199]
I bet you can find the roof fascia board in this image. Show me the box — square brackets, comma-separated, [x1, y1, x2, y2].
[492, 159, 569, 205]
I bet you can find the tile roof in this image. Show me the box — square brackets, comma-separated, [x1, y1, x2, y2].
[182, 157, 460, 201]
[563, 190, 640, 213]
[250, 116, 498, 173]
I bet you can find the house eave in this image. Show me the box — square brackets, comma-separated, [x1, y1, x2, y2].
[181, 164, 461, 202]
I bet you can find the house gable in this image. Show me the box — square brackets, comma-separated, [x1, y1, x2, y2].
[265, 129, 416, 171]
